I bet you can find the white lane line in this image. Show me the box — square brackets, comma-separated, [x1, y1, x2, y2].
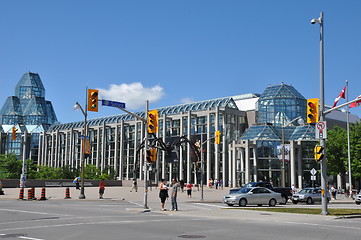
[0, 209, 69, 216]
[128, 200, 143, 207]
[193, 203, 223, 209]
[18, 236, 44, 240]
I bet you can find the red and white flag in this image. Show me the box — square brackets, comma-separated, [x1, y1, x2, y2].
[332, 86, 346, 108]
[350, 95, 361, 108]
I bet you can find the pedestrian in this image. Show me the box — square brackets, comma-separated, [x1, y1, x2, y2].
[180, 179, 185, 192]
[171, 178, 179, 211]
[186, 182, 192, 198]
[291, 184, 297, 194]
[74, 177, 80, 190]
[214, 179, 218, 189]
[331, 185, 337, 200]
[219, 178, 223, 189]
[158, 179, 169, 211]
[99, 181, 105, 199]
[130, 178, 138, 192]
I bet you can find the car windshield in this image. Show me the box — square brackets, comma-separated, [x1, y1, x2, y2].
[238, 188, 252, 194]
[299, 189, 313, 194]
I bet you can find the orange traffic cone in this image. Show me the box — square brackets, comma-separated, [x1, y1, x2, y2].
[64, 187, 71, 199]
[39, 188, 47, 201]
[18, 188, 24, 200]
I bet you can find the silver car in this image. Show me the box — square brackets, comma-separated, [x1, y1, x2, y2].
[291, 187, 331, 204]
[223, 187, 283, 207]
[355, 193, 361, 205]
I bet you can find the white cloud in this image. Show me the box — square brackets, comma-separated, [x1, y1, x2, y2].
[98, 82, 165, 110]
[180, 97, 195, 104]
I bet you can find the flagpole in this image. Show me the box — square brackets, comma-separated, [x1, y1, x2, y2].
[346, 80, 352, 197]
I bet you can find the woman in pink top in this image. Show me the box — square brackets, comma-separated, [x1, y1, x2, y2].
[186, 183, 192, 198]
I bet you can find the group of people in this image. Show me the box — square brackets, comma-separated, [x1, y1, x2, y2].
[158, 178, 193, 211]
[208, 178, 223, 189]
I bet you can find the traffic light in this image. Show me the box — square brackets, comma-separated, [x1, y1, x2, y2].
[215, 130, 221, 144]
[147, 110, 158, 134]
[11, 126, 18, 141]
[87, 89, 99, 112]
[314, 145, 324, 161]
[146, 148, 157, 163]
[307, 98, 319, 123]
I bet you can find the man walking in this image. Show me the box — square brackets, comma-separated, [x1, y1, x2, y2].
[171, 178, 179, 211]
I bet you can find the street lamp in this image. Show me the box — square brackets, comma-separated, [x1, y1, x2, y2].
[311, 12, 328, 215]
[74, 101, 87, 199]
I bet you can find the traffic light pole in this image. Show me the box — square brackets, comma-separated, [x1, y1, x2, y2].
[317, 12, 328, 215]
[144, 100, 149, 209]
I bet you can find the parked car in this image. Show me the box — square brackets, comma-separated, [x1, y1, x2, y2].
[242, 182, 292, 204]
[228, 188, 241, 194]
[355, 192, 361, 205]
[223, 187, 283, 207]
[291, 187, 331, 204]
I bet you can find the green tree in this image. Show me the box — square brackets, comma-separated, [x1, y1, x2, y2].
[326, 126, 347, 176]
[350, 122, 361, 179]
[0, 154, 22, 179]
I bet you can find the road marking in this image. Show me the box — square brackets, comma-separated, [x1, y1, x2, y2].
[194, 203, 222, 209]
[128, 200, 143, 207]
[0, 209, 69, 216]
[18, 236, 44, 240]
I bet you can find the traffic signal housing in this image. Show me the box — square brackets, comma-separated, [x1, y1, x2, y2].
[314, 145, 324, 161]
[147, 110, 158, 134]
[215, 130, 221, 144]
[307, 98, 319, 123]
[146, 148, 157, 163]
[87, 89, 99, 112]
[11, 126, 18, 141]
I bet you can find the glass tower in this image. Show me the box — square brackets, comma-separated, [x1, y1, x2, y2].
[0, 72, 57, 160]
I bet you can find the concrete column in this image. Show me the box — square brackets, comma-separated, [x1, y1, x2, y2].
[245, 140, 250, 184]
[290, 140, 296, 187]
[252, 144, 257, 182]
[232, 141, 237, 188]
[187, 111, 192, 183]
[162, 115, 167, 179]
[297, 141, 303, 189]
[179, 115, 184, 181]
[119, 121, 125, 180]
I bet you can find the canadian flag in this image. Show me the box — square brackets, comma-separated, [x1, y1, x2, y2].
[332, 86, 346, 108]
[350, 96, 361, 108]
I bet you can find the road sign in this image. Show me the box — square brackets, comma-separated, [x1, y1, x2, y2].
[311, 175, 316, 181]
[310, 168, 317, 176]
[101, 99, 126, 109]
[315, 121, 327, 139]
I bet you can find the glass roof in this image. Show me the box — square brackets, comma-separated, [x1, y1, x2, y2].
[260, 83, 305, 100]
[49, 96, 239, 131]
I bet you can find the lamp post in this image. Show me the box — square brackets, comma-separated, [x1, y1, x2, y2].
[74, 101, 87, 199]
[311, 12, 328, 215]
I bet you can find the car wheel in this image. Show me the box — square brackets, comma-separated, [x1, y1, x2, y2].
[306, 197, 314, 204]
[257, 204, 262, 207]
[239, 198, 247, 207]
[356, 202, 360, 205]
[269, 198, 277, 207]
[292, 200, 298, 204]
[227, 204, 234, 206]
[280, 196, 288, 205]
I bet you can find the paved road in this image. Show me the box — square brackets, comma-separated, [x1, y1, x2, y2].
[0, 187, 360, 240]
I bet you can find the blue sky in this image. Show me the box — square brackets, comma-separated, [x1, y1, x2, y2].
[1, 1, 361, 124]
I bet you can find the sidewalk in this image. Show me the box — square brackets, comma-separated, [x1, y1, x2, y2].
[0, 186, 230, 203]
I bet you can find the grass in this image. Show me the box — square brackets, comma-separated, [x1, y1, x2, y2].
[225, 207, 361, 216]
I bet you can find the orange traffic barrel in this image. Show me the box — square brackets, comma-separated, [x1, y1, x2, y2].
[39, 188, 47, 201]
[27, 189, 33, 200]
[18, 188, 24, 200]
[64, 187, 71, 199]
